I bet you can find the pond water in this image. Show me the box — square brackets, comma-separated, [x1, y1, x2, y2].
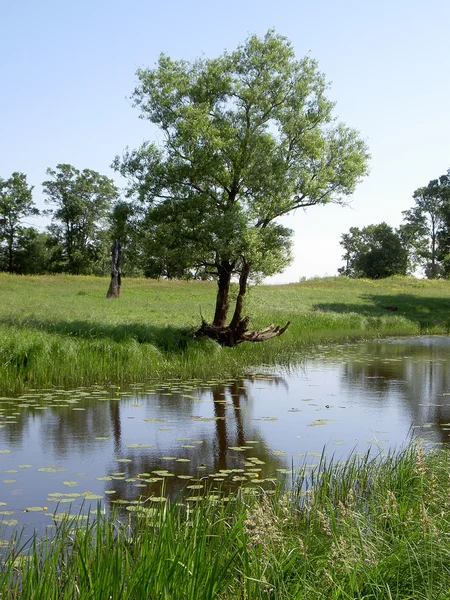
[1, 335, 450, 537]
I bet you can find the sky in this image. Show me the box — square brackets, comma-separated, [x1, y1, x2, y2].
[1, 0, 449, 283]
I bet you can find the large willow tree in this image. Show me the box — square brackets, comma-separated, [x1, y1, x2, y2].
[115, 30, 370, 345]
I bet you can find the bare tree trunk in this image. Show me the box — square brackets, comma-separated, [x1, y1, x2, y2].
[106, 239, 122, 298]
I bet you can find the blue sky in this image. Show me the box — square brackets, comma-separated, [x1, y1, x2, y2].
[2, 0, 449, 281]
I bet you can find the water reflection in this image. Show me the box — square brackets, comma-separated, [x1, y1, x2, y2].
[1, 337, 450, 533]
[312, 337, 450, 446]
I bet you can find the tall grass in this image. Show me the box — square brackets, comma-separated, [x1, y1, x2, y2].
[1, 273, 449, 392]
[2, 444, 450, 598]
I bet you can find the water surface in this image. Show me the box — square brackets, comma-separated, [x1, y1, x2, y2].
[1, 335, 450, 535]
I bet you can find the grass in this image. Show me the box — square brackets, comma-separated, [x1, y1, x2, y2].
[1, 273, 450, 392]
[2, 443, 450, 599]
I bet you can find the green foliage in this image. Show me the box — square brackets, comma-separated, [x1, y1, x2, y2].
[401, 170, 450, 278]
[43, 164, 119, 274]
[339, 222, 409, 278]
[114, 30, 369, 320]
[0, 172, 38, 272]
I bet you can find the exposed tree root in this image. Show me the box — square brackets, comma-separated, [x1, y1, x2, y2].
[196, 318, 290, 347]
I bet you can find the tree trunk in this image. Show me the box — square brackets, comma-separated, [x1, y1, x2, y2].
[228, 260, 250, 330]
[106, 239, 122, 298]
[196, 257, 290, 346]
[212, 261, 233, 327]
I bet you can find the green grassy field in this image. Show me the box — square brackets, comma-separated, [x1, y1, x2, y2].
[1, 273, 450, 393]
[2, 444, 450, 599]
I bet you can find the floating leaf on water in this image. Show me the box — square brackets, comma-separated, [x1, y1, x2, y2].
[24, 507, 45, 512]
[126, 444, 154, 449]
[0, 450, 11, 454]
[228, 446, 250, 452]
[272, 450, 287, 456]
[104, 490, 116, 495]
[307, 419, 331, 427]
[187, 484, 203, 490]
[72, 408, 86, 411]
[177, 475, 192, 480]
[126, 505, 156, 515]
[38, 467, 69, 473]
[96, 476, 112, 481]
[95, 437, 109, 441]
[18, 465, 32, 469]
[2, 480, 15, 484]
[0, 519, 18, 526]
[5, 470, 18, 474]
[186, 496, 204, 502]
[276, 469, 291, 474]
[116, 459, 132, 463]
[161, 457, 177, 461]
[176, 458, 190, 463]
[83, 493, 103, 500]
[182, 445, 195, 449]
[0, 511, 14, 515]
[148, 497, 166, 503]
[50, 513, 89, 522]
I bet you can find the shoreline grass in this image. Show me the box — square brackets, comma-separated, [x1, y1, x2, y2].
[2, 443, 450, 598]
[1, 273, 450, 393]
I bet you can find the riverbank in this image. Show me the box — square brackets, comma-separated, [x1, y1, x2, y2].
[1, 273, 450, 393]
[2, 443, 450, 599]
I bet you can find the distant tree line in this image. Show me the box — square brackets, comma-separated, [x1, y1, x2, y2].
[339, 169, 450, 279]
[3, 165, 450, 281]
[0, 164, 152, 277]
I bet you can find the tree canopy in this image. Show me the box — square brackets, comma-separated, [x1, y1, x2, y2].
[401, 172, 450, 278]
[339, 222, 409, 279]
[43, 164, 119, 274]
[0, 172, 38, 272]
[114, 30, 370, 344]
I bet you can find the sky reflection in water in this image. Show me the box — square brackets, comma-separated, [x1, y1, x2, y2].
[1, 335, 450, 535]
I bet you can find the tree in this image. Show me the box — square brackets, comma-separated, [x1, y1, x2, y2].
[108, 200, 145, 276]
[401, 172, 450, 278]
[114, 30, 370, 345]
[42, 164, 118, 274]
[0, 172, 38, 272]
[13, 228, 54, 274]
[339, 222, 409, 279]
[43, 164, 119, 274]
